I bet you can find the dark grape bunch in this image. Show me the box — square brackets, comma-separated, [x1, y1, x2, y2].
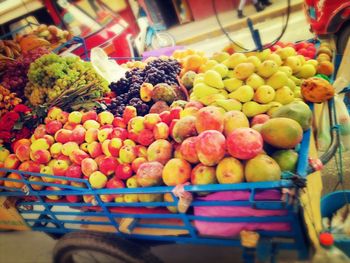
[1, 47, 50, 99]
[108, 58, 181, 116]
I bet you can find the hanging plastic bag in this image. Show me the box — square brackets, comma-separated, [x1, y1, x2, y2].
[315, 102, 331, 152]
[333, 77, 350, 151]
[90, 47, 127, 83]
[334, 94, 350, 151]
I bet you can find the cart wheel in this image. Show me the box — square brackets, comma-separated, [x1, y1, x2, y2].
[53, 231, 163, 263]
[151, 32, 175, 50]
[337, 23, 350, 54]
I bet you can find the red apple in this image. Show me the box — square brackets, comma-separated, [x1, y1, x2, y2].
[81, 111, 98, 123]
[46, 120, 62, 135]
[115, 163, 133, 180]
[71, 126, 86, 144]
[169, 107, 182, 121]
[131, 157, 147, 173]
[159, 111, 171, 125]
[185, 101, 204, 109]
[55, 129, 73, 144]
[87, 141, 103, 158]
[153, 122, 169, 140]
[63, 122, 79, 131]
[137, 129, 154, 146]
[123, 106, 137, 124]
[108, 138, 123, 157]
[66, 164, 82, 178]
[112, 117, 126, 128]
[66, 195, 81, 203]
[99, 157, 118, 176]
[57, 111, 69, 124]
[34, 124, 47, 139]
[144, 113, 161, 130]
[169, 119, 178, 137]
[127, 131, 139, 142]
[70, 149, 89, 165]
[110, 127, 128, 140]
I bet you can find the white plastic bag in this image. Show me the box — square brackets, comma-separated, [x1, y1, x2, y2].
[90, 48, 127, 83]
[333, 77, 350, 151]
[334, 94, 350, 151]
[316, 102, 331, 152]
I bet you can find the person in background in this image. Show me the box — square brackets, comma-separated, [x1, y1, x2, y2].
[237, 0, 272, 19]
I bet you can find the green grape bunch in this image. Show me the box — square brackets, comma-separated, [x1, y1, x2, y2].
[25, 53, 109, 106]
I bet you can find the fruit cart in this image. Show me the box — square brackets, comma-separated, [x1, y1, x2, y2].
[0, 17, 346, 263]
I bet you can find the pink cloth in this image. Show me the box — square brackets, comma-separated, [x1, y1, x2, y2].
[194, 190, 291, 237]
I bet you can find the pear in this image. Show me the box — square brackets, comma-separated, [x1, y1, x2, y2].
[255, 49, 271, 61]
[213, 99, 242, 111]
[305, 59, 318, 67]
[226, 70, 235, 78]
[293, 86, 302, 98]
[247, 56, 261, 67]
[296, 64, 316, 79]
[233, 62, 255, 80]
[286, 78, 297, 91]
[211, 51, 230, 63]
[296, 55, 306, 65]
[257, 60, 278, 78]
[193, 83, 219, 99]
[193, 75, 204, 86]
[266, 53, 282, 66]
[253, 85, 276, 104]
[290, 75, 302, 86]
[223, 78, 243, 92]
[199, 60, 218, 73]
[246, 73, 265, 90]
[222, 53, 247, 69]
[274, 86, 294, 105]
[217, 89, 228, 97]
[267, 102, 282, 116]
[228, 85, 254, 102]
[242, 101, 271, 117]
[204, 70, 224, 89]
[266, 71, 288, 89]
[213, 64, 229, 78]
[279, 66, 293, 76]
[198, 94, 227, 106]
[284, 56, 302, 73]
[276, 47, 297, 60]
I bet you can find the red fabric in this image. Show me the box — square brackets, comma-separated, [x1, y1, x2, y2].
[187, 0, 237, 21]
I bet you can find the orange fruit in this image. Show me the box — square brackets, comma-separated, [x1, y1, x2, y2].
[317, 61, 334, 76]
[184, 54, 204, 72]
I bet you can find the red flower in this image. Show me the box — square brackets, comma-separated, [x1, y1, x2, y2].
[0, 131, 11, 141]
[13, 104, 31, 113]
[0, 111, 20, 131]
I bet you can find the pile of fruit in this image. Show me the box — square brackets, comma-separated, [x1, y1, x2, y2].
[315, 41, 334, 76]
[105, 58, 184, 116]
[180, 47, 320, 118]
[24, 53, 109, 107]
[16, 24, 72, 53]
[0, 93, 313, 208]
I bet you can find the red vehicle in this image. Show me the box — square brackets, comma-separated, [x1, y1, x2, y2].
[304, 0, 350, 53]
[44, 0, 139, 60]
